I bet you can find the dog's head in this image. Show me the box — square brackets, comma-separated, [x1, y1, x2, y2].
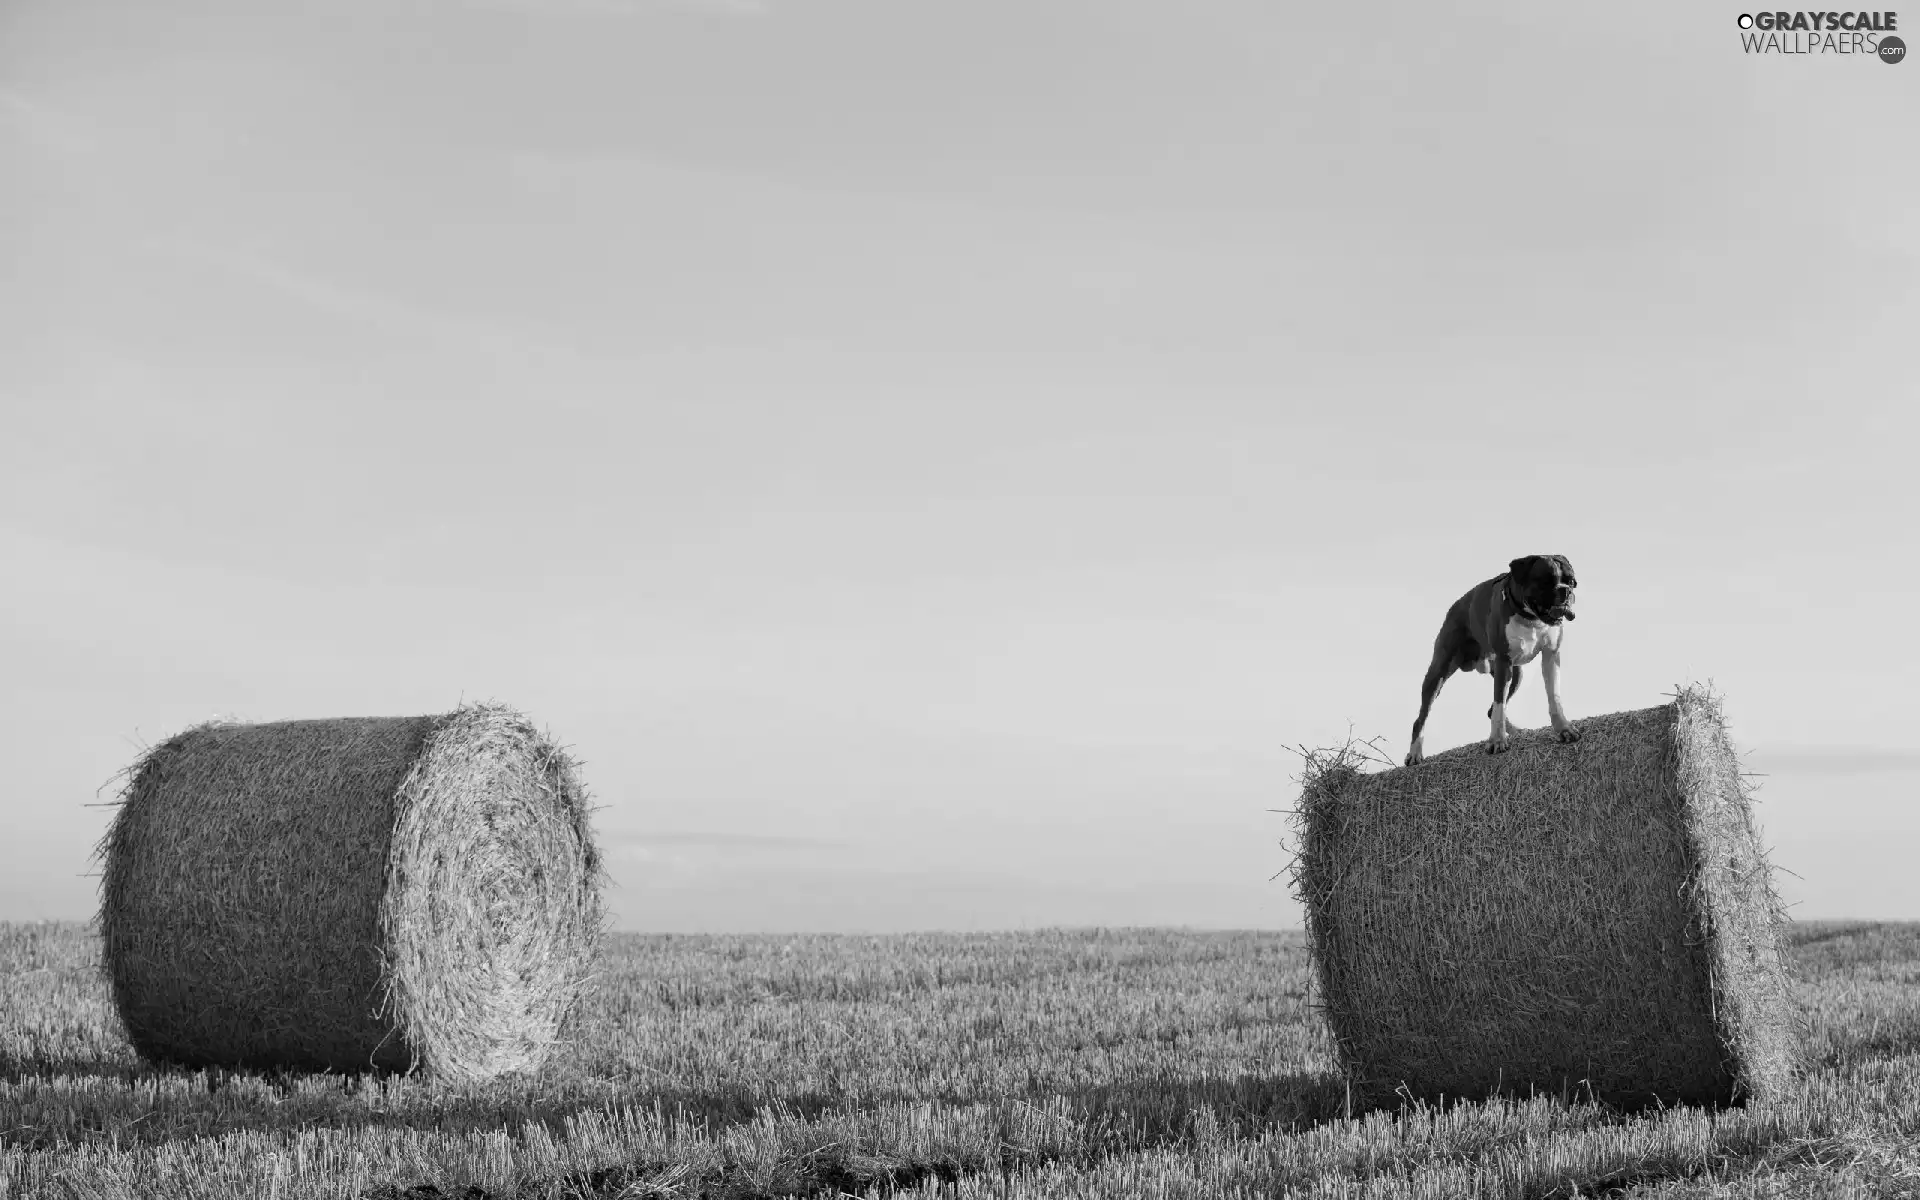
[1508, 554, 1577, 623]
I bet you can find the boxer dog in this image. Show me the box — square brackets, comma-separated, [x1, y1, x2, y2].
[1404, 555, 1580, 767]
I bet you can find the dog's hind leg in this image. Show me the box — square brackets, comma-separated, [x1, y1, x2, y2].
[1406, 656, 1452, 767]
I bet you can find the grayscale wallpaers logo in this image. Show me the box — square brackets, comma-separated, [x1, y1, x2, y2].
[1736, 10, 1904, 58]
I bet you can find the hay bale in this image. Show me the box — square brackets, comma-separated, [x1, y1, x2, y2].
[98, 704, 603, 1081]
[1290, 685, 1797, 1109]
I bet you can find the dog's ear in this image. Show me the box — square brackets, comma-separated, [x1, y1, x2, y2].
[1508, 555, 1540, 581]
[1551, 555, 1577, 586]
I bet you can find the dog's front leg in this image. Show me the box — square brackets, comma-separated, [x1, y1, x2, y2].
[1486, 658, 1514, 754]
[1541, 647, 1581, 744]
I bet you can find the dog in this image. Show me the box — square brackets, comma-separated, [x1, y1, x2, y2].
[1404, 554, 1580, 767]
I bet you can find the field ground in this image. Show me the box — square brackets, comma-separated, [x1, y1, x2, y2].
[3, 921, 1918, 1198]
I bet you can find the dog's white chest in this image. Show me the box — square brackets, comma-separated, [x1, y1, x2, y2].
[1504, 615, 1562, 666]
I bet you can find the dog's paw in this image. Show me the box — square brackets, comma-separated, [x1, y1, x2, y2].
[1485, 738, 1511, 755]
[1404, 751, 1423, 767]
[1557, 725, 1582, 744]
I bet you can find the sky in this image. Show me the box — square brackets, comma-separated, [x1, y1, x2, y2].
[2, 0, 1915, 932]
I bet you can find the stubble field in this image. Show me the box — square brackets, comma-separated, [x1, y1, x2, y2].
[2, 920, 1918, 1198]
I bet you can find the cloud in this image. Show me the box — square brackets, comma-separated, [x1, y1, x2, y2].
[143, 238, 468, 339]
[462, 0, 766, 16]
[602, 830, 849, 891]
[138, 237, 598, 373]
[0, 90, 97, 157]
[1744, 747, 1920, 776]
[605, 830, 849, 850]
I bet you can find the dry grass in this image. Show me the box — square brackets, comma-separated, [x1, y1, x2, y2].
[1290, 684, 1796, 1110]
[97, 704, 604, 1082]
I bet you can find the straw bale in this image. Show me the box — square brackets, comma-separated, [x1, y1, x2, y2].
[1291, 684, 1797, 1109]
[98, 704, 603, 1081]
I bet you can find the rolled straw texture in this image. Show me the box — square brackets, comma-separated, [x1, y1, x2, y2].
[1292, 685, 1796, 1109]
[98, 704, 603, 1081]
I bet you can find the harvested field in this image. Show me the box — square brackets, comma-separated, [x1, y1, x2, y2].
[3, 922, 1919, 1198]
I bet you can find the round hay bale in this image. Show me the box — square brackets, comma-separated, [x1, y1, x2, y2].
[98, 704, 604, 1081]
[1290, 684, 1797, 1109]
